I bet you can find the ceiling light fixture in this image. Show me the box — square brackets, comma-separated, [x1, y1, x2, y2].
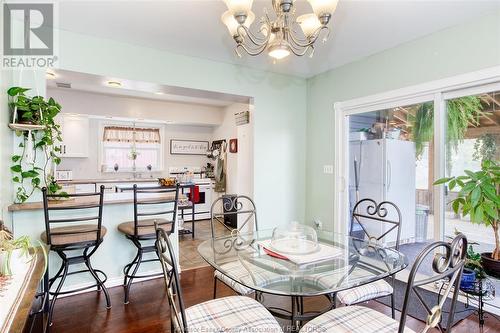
[221, 0, 338, 60]
[107, 80, 122, 88]
[155, 91, 164, 95]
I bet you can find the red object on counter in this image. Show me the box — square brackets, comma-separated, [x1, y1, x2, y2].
[190, 185, 200, 204]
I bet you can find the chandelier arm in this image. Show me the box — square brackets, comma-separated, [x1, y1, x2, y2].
[288, 26, 329, 49]
[236, 43, 269, 57]
[288, 44, 313, 57]
[237, 25, 271, 48]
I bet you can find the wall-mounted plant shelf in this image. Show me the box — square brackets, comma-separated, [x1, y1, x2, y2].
[8, 123, 45, 131]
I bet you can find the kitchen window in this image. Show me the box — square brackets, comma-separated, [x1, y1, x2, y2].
[100, 124, 163, 173]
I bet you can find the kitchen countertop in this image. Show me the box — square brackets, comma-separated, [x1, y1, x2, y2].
[8, 192, 188, 212]
[57, 178, 160, 185]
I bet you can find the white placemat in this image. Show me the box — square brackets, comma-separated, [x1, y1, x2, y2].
[258, 240, 344, 265]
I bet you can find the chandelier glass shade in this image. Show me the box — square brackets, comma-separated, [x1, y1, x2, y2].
[221, 0, 338, 60]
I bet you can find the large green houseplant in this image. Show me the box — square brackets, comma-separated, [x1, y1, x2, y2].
[7, 87, 65, 202]
[434, 160, 500, 277]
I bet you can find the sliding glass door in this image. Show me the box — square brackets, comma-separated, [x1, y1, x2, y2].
[345, 101, 436, 259]
[337, 79, 500, 262]
[443, 89, 500, 252]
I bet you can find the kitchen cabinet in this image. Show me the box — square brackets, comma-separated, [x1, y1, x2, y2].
[58, 114, 89, 158]
[75, 183, 96, 194]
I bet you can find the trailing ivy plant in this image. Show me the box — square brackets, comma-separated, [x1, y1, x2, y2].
[410, 96, 484, 162]
[7, 87, 65, 203]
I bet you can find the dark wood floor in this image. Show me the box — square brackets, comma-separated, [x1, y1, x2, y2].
[50, 266, 499, 333]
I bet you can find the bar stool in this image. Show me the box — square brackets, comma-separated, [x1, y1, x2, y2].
[41, 185, 111, 329]
[117, 184, 179, 304]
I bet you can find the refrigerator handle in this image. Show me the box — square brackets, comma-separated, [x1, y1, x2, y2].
[387, 160, 392, 191]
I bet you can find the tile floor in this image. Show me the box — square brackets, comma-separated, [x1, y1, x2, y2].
[178, 219, 229, 270]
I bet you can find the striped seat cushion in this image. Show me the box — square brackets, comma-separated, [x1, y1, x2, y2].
[336, 279, 393, 305]
[186, 296, 283, 333]
[215, 260, 288, 295]
[215, 269, 253, 295]
[299, 305, 415, 333]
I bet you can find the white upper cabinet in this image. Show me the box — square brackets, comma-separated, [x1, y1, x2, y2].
[58, 114, 89, 158]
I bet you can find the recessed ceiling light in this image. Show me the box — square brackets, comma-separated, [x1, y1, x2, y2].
[165, 120, 174, 124]
[155, 91, 164, 95]
[107, 80, 122, 88]
[46, 71, 56, 79]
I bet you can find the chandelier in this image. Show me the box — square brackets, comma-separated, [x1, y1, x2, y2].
[221, 0, 338, 60]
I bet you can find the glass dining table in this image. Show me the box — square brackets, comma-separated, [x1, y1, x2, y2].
[197, 229, 408, 326]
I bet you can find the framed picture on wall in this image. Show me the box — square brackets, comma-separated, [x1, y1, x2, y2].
[170, 139, 209, 155]
[229, 138, 238, 153]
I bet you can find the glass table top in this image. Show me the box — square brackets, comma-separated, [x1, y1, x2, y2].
[197, 229, 408, 297]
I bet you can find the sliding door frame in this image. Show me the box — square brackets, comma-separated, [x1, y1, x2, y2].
[333, 66, 500, 239]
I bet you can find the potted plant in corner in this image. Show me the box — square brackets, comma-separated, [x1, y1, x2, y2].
[434, 160, 500, 278]
[0, 222, 33, 276]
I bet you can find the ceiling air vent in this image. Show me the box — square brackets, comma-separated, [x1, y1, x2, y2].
[56, 82, 72, 89]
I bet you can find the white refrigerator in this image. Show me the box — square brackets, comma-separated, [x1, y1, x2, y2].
[349, 139, 416, 245]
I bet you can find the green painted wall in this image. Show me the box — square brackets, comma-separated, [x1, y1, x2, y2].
[1, 29, 308, 229]
[305, 12, 500, 230]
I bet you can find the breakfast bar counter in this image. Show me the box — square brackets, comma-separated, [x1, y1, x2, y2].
[8, 192, 185, 212]
[10, 192, 183, 292]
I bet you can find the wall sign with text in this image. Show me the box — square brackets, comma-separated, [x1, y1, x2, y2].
[170, 140, 209, 155]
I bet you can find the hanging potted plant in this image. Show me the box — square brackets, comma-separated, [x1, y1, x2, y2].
[8, 87, 40, 125]
[7, 87, 66, 203]
[410, 96, 483, 160]
[434, 160, 500, 277]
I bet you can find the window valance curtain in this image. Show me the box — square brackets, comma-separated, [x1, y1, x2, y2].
[103, 126, 161, 144]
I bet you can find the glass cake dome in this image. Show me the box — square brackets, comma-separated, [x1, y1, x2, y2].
[270, 222, 319, 255]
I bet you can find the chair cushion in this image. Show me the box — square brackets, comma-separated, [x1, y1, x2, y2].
[215, 269, 253, 295]
[41, 225, 107, 246]
[117, 218, 172, 236]
[299, 305, 415, 333]
[336, 279, 393, 305]
[215, 260, 288, 295]
[186, 296, 282, 333]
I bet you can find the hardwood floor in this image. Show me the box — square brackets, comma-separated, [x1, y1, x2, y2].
[49, 266, 499, 333]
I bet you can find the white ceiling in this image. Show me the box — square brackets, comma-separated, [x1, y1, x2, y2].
[55, 0, 499, 78]
[47, 69, 250, 106]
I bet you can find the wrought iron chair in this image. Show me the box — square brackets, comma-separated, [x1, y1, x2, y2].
[117, 184, 179, 304]
[210, 195, 259, 298]
[335, 198, 402, 318]
[155, 225, 283, 333]
[41, 185, 111, 328]
[300, 234, 468, 333]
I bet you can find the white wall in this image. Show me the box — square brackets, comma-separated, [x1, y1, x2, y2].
[58, 119, 213, 180]
[48, 88, 224, 125]
[50, 87, 224, 179]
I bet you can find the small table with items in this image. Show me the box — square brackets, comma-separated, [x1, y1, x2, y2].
[460, 278, 496, 329]
[197, 229, 408, 330]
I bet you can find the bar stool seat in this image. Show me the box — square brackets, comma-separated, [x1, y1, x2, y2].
[41, 225, 107, 246]
[42, 186, 111, 330]
[117, 218, 171, 237]
[119, 184, 179, 304]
